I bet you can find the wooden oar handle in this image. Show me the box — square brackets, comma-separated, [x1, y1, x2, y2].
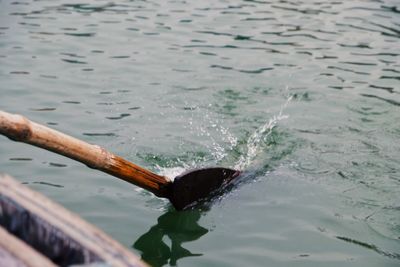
[0, 111, 171, 197]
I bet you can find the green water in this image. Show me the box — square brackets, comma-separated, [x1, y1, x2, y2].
[1, 0, 399, 266]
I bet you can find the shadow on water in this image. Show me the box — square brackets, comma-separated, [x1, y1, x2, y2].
[133, 210, 208, 267]
[132, 169, 261, 267]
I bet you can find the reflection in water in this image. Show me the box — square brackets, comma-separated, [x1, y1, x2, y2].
[133, 210, 208, 267]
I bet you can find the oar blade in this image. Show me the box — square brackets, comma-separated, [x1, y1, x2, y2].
[169, 167, 240, 210]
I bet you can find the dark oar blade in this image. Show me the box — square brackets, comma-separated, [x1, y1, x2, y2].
[168, 167, 240, 210]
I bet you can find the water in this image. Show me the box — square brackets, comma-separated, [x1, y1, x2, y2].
[1, 0, 399, 266]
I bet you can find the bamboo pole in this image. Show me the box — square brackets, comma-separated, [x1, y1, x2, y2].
[0, 111, 171, 197]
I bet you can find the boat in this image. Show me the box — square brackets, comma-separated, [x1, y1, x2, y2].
[0, 174, 147, 267]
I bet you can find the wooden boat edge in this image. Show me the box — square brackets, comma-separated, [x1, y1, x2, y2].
[0, 173, 148, 267]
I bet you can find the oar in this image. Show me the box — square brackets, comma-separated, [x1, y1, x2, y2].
[0, 111, 240, 210]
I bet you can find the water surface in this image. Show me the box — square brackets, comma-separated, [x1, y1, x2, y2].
[1, 0, 399, 266]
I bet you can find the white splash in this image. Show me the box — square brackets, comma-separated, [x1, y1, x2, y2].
[234, 95, 293, 171]
[186, 106, 238, 163]
[153, 93, 292, 182]
[157, 165, 187, 181]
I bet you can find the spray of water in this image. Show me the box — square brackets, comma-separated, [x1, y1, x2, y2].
[155, 94, 293, 181]
[157, 166, 187, 181]
[190, 108, 238, 163]
[234, 95, 293, 171]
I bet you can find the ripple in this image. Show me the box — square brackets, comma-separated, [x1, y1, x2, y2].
[241, 17, 275, 21]
[271, 5, 338, 15]
[175, 85, 207, 91]
[10, 71, 30, 74]
[369, 84, 395, 93]
[49, 162, 67, 167]
[210, 65, 273, 74]
[382, 5, 400, 14]
[32, 181, 64, 188]
[210, 64, 233, 71]
[30, 107, 56, 111]
[61, 59, 87, 64]
[380, 75, 400, 81]
[61, 27, 77, 31]
[336, 22, 385, 34]
[62, 3, 117, 13]
[126, 27, 140, 31]
[338, 43, 372, 49]
[83, 132, 117, 137]
[110, 55, 130, 59]
[369, 22, 400, 38]
[239, 67, 274, 74]
[9, 158, 32, 161]
[339, 61, 377, 66]
[29, 31, 58, 36]
[19, 22, 40, 27]
[327, 66, 370, 75]
[62, 101, 81, 104]
[199, 51, 217, 56]
[281, 33, 332, 42]
[383, 68, 400, 74]
[143, 32, 159, 36]
[360, 94, 400, 106]
[328, 86, 354, 90]
[315, 55, 338, 60]
[351, 52, 399, 57]
[64, 32, 96, 37]
[195, 30, 300, 46]
[336, 236, 400, 259]
[106, 113, 131, 120]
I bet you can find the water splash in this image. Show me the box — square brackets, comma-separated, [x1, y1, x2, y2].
[234, 95, 293, 171]
[155, 94, 293, 180]
[157, 166, 187, 182]
[149, 92, 292, 185]
[185, 105, 238, 163]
